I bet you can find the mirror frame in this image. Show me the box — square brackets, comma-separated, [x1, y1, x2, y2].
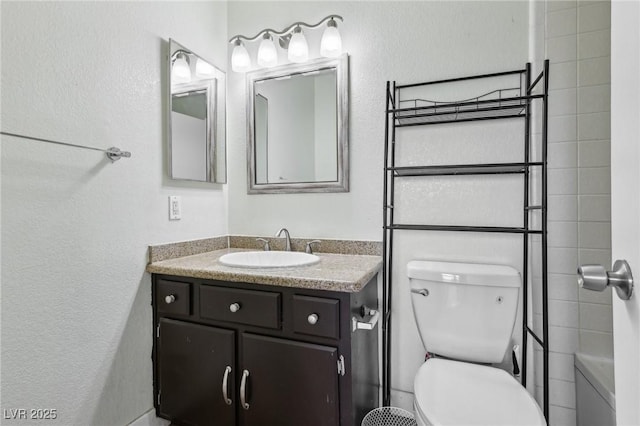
[167, 38, 227, 183]
[246, 55, 349, 194]
[169, 79, 217, 182]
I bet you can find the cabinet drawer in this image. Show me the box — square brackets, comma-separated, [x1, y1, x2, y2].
[156, 279, 191, 316]
[292, 295, 340, 339]
[200, 285, 281, 329]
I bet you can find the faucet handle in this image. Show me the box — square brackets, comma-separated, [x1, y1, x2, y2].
[305, 240, 321, 254]
[256, 238, 270, 251]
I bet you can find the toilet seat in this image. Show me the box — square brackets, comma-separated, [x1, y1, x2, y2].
[414, 358, 546, 426]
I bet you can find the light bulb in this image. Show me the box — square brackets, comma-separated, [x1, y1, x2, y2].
[320, 19, 342, 58]
[257, 33, 278, 68]
[172, 53, 191, 82]
[287, 26, 309, 63]
[195, 58, 215, 77]
[231, 40, 251, 72]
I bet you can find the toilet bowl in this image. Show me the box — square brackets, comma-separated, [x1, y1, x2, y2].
[413, 359, 546, 426]
[407, 260, 546, 426]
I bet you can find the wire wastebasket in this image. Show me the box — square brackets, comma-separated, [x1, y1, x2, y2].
[361, 407, 417, 426]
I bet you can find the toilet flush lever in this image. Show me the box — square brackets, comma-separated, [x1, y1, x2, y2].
[577, 260, 634, 300]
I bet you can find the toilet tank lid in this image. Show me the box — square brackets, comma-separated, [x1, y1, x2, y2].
[407, 260, 521, 288]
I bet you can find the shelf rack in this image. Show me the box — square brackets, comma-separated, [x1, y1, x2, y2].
[382, 61, 550, 420]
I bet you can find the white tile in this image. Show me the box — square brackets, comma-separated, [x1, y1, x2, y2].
[550, 300, 580, 328]
[550, 351, 576, 382]
[578, 30, 610, 60]
[580, 302, 613, 332]
[578, 221, 611, 249]
[578, 248, 611, 267]
[549, 115, 577, 142]
[579, 329, 613, 358]
[549, 220, 578, 248]
[550, 378, 577, 408]
[578, 167, 611, 195]
[547, 35, 578, 63]
[550, 61, 578, 90]
[548, 8, 578, 38]
[579, 284, 612, 304]
[549, 168, 578, 195]
[578, 139, 610, 167]
[549, 195, 578, 221]
[578, 84, 610, 113]
[577, 112, 610, 141]
[578, 195, 611, 221]
[549, 142, 577, 169]
[549, 247, 579, 275]
[550, 88, 578, 117]
[550, 325, 579, 354]
[549, 273, 579, 302]
[550, 404, 577, 426]
[548, 0, 577, 12]
[578, 56, 611, 86]
[578, 1, 611, 33]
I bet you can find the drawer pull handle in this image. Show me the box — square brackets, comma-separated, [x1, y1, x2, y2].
[240, 369, 250, 410]
[229, 303, 241, 313]
[307, 313, 319, 325]
[164, 295, 176, 304]
[222, 366, 232, 405]
[352, 308, 380, 332]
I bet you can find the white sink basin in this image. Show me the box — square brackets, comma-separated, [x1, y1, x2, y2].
[219, 251, 320, 268]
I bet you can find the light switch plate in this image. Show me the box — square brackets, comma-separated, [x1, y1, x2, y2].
[169, 196, 181, 220]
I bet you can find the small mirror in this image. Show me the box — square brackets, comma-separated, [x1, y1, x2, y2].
[168, 39, 226, 183]
[247, 55, 349, 193]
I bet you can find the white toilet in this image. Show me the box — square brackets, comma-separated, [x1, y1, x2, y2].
[407, 260, 546, 426]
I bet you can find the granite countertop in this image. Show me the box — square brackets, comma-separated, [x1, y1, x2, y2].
[146, 248, 382, 293]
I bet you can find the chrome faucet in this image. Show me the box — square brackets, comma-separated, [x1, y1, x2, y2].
[275, 228, 292, 251]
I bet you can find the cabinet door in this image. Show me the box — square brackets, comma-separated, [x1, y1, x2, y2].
[240, 333, 340, 426]
[158, 318, 235, 426]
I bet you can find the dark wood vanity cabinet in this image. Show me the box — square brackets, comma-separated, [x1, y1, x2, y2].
[152, 275, 379, 426]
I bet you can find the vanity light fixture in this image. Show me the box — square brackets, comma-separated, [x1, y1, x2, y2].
[229, 14, 343, 72]
[287, 26, 309, 63]
[320, 18, 342, 58]
[231, 39, 251, 72]
[171, 51, 191, 82]
[257, 33, 278, 68]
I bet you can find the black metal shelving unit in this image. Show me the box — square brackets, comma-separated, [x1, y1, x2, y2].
[382, 61, 550, 420]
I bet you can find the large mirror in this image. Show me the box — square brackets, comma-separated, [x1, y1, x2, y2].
[247, 55, 348, 193]
[168, 39, 226, 183]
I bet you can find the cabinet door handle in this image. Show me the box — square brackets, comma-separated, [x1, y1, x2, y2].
[230, 303, 241, 313]
[164, 294, 176, 304]
[307, 313, 319, 325]
[240, 369, 250, 410]
[222, 366, 232, 406]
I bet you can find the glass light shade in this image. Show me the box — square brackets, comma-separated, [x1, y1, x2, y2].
[287, 29, 309, 63]
[172, 55, 191, 82]
[320, 25, 342, 58]
[231, 42, 251, 72]
[195, 58, 215, 77]
[257, 35, 278, 68]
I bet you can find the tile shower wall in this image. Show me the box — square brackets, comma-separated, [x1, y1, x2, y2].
[532, 1, 612, 425]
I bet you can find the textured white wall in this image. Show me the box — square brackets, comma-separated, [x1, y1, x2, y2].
[227, 0, 528, 409]
[227, 1, 529, 241]
[1, 2, 227, 425]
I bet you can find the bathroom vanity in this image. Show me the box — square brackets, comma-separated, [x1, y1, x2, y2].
[147, 244, 381, 426]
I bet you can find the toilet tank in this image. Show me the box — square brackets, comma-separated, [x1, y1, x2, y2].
[407, 260, 521, 363]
